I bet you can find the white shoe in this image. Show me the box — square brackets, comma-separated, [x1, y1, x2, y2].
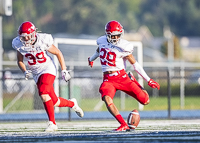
[45, 121, 58, 132]
[70, 98, 84, 117]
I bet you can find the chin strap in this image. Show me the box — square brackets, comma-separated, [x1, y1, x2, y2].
[132, 61, 150, 82]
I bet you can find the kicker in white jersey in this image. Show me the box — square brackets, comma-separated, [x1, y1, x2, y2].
[97, 35, 134, 72]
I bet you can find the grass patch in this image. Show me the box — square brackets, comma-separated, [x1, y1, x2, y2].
[81, 96, 200, 111]
[3, 95, 200, 112]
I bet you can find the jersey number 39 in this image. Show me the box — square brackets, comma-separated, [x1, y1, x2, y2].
[25, 52, 47, 65]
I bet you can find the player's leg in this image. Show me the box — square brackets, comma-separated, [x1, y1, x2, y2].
[37, 74, 57, 132]
[102, 95, 130, 131]
[100, 81, 130, 131]
[128, 72, 144, 89]
[102, 95, 119, 116]
[124, 80, 150, 105]
[51, 86, 84, 118]
[119, 72, 150, 105]
[141, 89, 150, 105]
[54, 96, 84, 117]
[41, 94, 58, 132]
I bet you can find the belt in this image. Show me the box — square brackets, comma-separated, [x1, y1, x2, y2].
[104, 71, 121, 76]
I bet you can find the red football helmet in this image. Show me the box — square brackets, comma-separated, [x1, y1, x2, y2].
[18, 21, 37, 46]
[105, 20, 124, 45]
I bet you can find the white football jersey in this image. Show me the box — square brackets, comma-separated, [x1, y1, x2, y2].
[12, 33, 57, 83]
[97, 35, 134, 72]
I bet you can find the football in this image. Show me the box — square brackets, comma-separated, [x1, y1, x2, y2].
[127, 109, 140, 129]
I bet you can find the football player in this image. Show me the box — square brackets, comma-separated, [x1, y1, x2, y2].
[12, 21, 84, 132]
[88, 20, 160, 131]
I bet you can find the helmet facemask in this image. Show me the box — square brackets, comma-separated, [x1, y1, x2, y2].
[106, 31, 124, 45]
[19, 31, 36, 47]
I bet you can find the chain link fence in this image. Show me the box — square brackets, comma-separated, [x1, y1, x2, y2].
[1, 67, 200, 121]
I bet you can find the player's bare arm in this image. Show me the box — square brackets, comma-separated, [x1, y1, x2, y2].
[47, 44, 66, 70]
[125, 54, 136, 64]
[17, 51, 26, 73]
[48, 44, 71, 82]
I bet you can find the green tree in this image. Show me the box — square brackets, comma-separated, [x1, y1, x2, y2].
[139, 0, 200, 36]
[3, 0, 142, 36]
[3, 0, 200, 52]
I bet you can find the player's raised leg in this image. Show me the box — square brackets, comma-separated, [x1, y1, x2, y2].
[69, 98, 84, 117]
[55, 97, 84, 118]
[128, 72, 144, 90]
[46, 76, 84, 118]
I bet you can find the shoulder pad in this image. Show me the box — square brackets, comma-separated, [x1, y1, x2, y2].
[97, 35, 107, 45]
[12, 37, 23, 50]
[120, 39, 134, 53]
[37, 33, 54, 47]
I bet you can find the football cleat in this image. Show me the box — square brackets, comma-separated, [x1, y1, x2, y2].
[45, 121, 58, 132]
[70, 98, 84, 118]
[114, 124, 130, 131]
[128, 72, 144, 90]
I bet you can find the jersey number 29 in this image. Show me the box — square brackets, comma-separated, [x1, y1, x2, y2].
[100, 48, 116, 66]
